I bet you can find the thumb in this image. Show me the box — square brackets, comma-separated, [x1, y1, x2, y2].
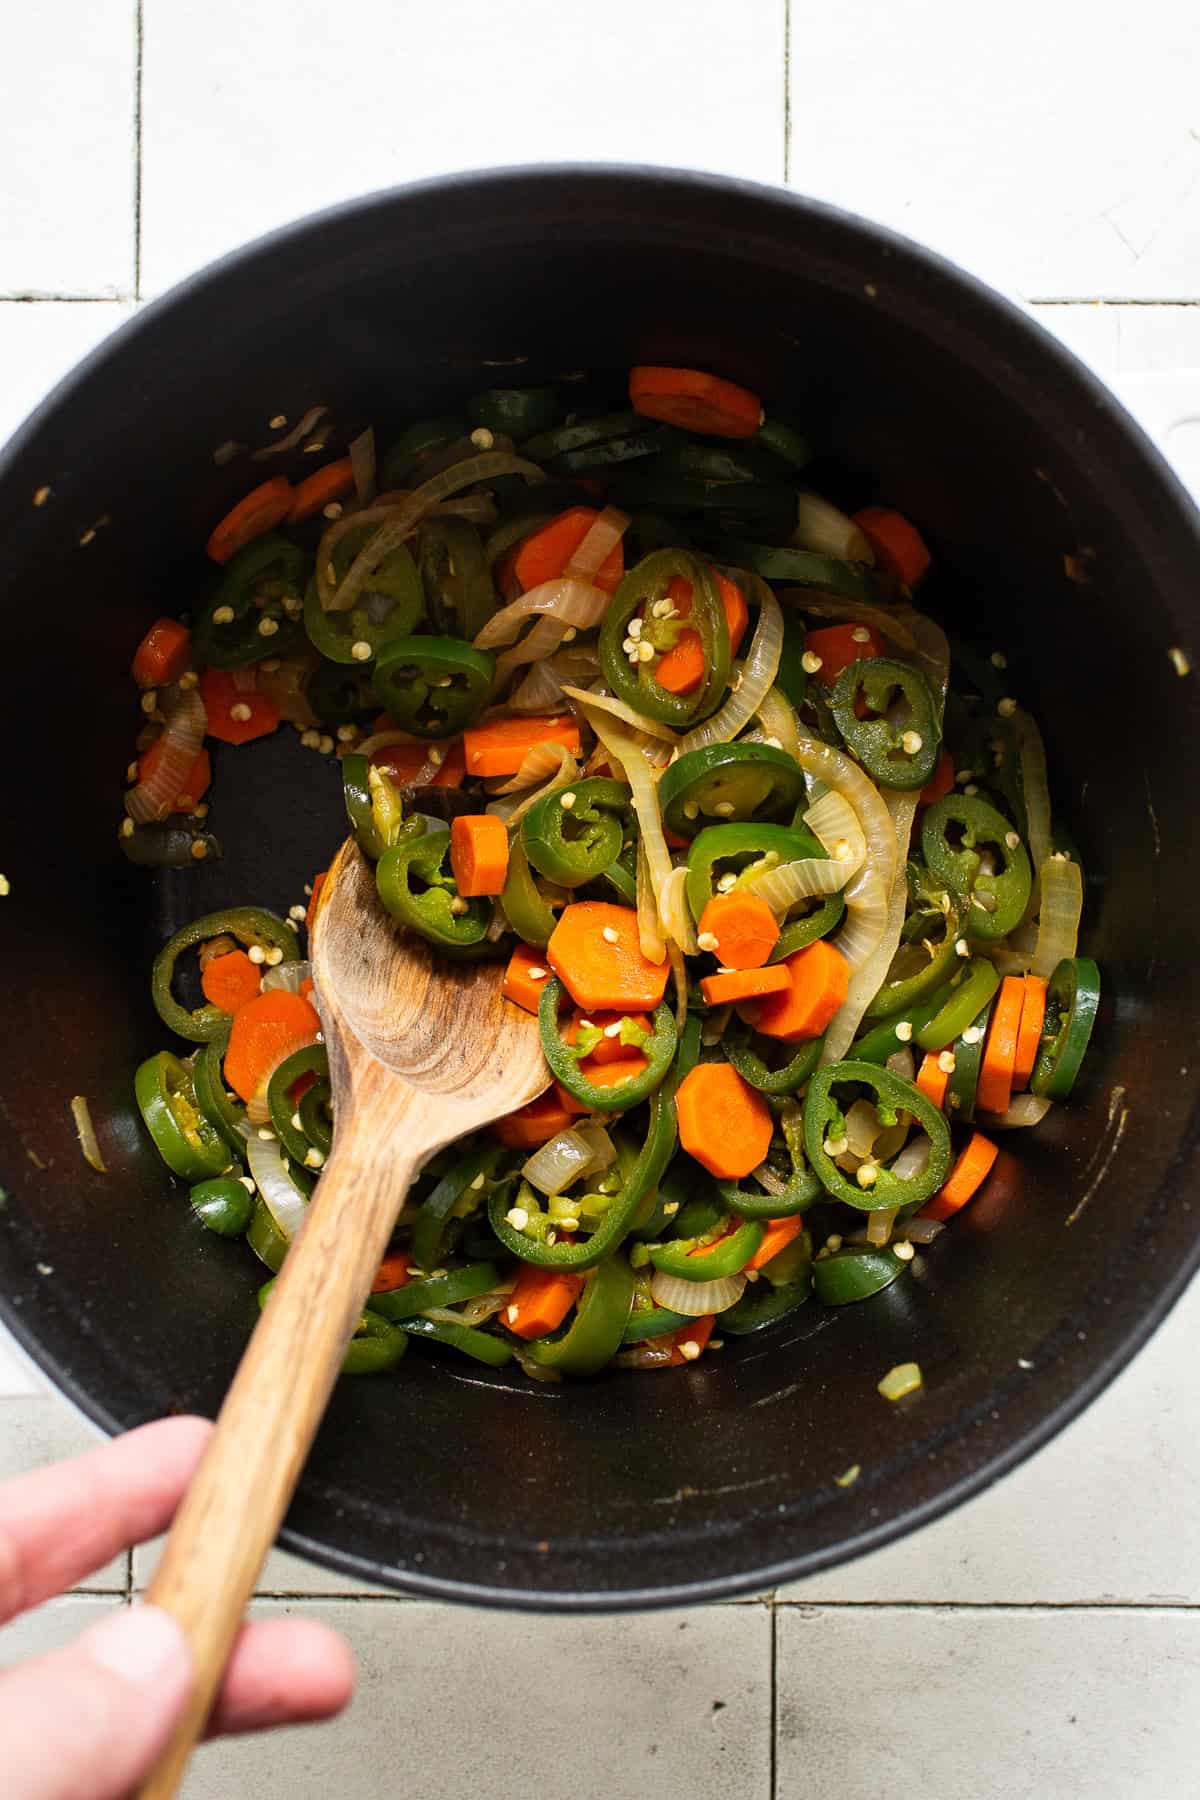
[0, 1603, 193, 1800]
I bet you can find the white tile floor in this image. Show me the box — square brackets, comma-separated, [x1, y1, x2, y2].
[2, 5, 1199, 1796]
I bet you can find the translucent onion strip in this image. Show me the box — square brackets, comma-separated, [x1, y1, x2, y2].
[866, 1206, 898, 1247]
[245, 1130, 309, 1241]
[490, 738, 579, 797]
[563, 506, 629, 581]
[791, 492, 874, 563]
[348, 426, 376, 505]
[71, 1095, 107, 1173]
[522, 1126, 612, 1195]
[792, 741, 893, 889]
[755, 685, 801, 763]
[560, 684, 677, 750]
[125, 687, 207, 823]
[1016, 707, 1052, 912]
[262, 959, 312, 994]
[781, 591, 917, 651]
[474, 578, 611, 650]
[981, 1094, 1054, 1129]
[486, 742, 579, 824]
[1031, 856, 1083, 978]
[570, 695, 673, 962]
[824, 788, 919, 1061]
[744, 854, 850, 916]
[804, 789, 866, 872]
[659, 864, 699, 955]
[318, 451, 543, 613]
[252, 405, 328, 460]
[650, 1269, 746, 1317]
[508, 647, 601, 713]
[668, 942, 690, 1034]
[492, 615, 574, 693]
[676, 581, 783, 756]
[637, 837, 666, 965]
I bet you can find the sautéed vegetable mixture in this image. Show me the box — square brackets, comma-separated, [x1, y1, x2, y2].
[126, 366, 1099, 1381]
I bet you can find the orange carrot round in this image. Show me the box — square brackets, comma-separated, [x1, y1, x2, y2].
[803, 623, 887, 686]
[669, 1315, 716, 1365]
[287, 456, 356, 523]
[918, 747, 955, 810]
[493, 1090, 577, 1148]
[372, 1252, 413, 1294]
[463, 714, 581, 779]
[916, 1051, 950, 1110]
[502, 943, 551, 1015]
[137, 738, 211, 813]
[853, 506, 931, 587]
[222, 990, 321, 1103]
[922, 1132, 998, 1222]
[698, 891, 780, 970]
[976, 975, 1025, 1115]
[199, 949, 261, 1015]
[505, 1266, 584, 1340]
[514, 506, 624, 595]
[1012, 976, 1048, 1092]
[629, 366, 762, 439]
[449, 814, 509, 897]
[748, 1214, 806, 1271]
[676, 1062, 773, 1179]
[198, 668, 281, 745]
[547, 902, 669, 1013]
[700, 966, 789, 1007]
[747, 939, 849, 1043]
[205, 477, 293, 565]
[132, 617, 191, 689]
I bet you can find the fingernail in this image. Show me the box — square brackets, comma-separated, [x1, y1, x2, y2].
[84, 1605, 189, 1684]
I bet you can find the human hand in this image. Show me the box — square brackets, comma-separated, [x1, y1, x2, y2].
[0, 1415, 354, 1799]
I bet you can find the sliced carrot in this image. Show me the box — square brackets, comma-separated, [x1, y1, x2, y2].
[918, 747, 955, 810]
[547, 902, 669, 1013]
[697, 891, 779, 969]
[1012, 976, 1048, 1092]
[676, 1062, 774, 1180]
[804, 623, 887, 686]
[492, 1089, 577, 1148]
[205, 477, 293, 565]
[449, 814, 509, 897]
[502, 943, 551, 1015]
[222, 990, 321, 1103]
[976, 975, 1024, 1115]
[669, 1315, 716, 1365]
[748, 1214, 806, 1272]
[922, 1132, 998, 1223]
[629, 366, 762, 439]
[553, 1081, 591, 1118]
[916, 1051, 950, 1110]
[564, 1010, 653, 1066]
[137, 738, 211, 812]
[369, 738, 465, 789]
[504, 1265, 585, 1340]
[746, 939, 850, 1043]
[132, 617, 191, 689]
[513, 506, 624, 596]
[463, 714, 582, 779]
[198, 668, 281, 745]
[700, 966, 790, 1006]
[199, 949, 261, 1015]
[654, 571, 749, 695]
[372, 1252, 414, 1294]
[305, 871, 327, 936]
[853, 506, 931, 588]
[663, 828, 691, 851]
[287, 456, 356, 523]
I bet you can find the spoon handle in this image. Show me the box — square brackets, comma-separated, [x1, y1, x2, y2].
[135, 1077, 427, 1798]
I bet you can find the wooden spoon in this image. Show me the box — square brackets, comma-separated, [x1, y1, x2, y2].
[137, 836, 547, 1797]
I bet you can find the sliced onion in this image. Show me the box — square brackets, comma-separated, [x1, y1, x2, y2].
[71, 1094, 107, 1173]
[791, 493, 874, 563]
[890, 1133, 932, 1182]
[1031, 856, 1082, 978]
[845, 1098, 882, 1157]
[866, 1206, 898, 1247]
[252, 405, 328, 460]
[900, 1218, 944, 1245]
[755, 685, 801, 762]
[245, 1129, 310, 1241]
[804, 789, 867, 871]
[981, 1093, 1054, 1129]
[563, 505, 629, 581]
[125, 686, 207, 823]
[701, 1000, 732, 1045]
[743, 852, 851, 916]
[668, 941, 690, 1035]
[355, 726, 427, 758]
[650, 1269, 747, 1316]
[886, 1046, 916, 1082]
[262, 958, 312, 994]
[474, 577, 611, 650]
[575, 1122, 617, 1175]
[676, 580, 783, 756]
[508, 646, 602, 713]
[1016, 708, 1052, 913]
[318, 451, 543, 613]
[616, 1342, 676, 1370]
[572, 693, 673, 956]
[522, 1127, 606, 1196]
[893, 605, 950, 701]
[824, 789, 919, 1060]
[748, 1161, 791, 1197]
[560, 684, 678, 748]
[492, 615, 578, 693]
[486, 744, 579, 826]
[782, 591, 917, 651]
[349, 426, 376, 505]
[458, 1287, 517, 1327]
[659, 863, 699, 954]
[637, 837, 666, 964]
[491, 737, 579, 797]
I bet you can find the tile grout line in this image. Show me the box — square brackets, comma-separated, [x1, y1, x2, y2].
[0, 295, 135, 305]
[1028, 297, 1200, 307]
[768, 1596, 778, 1800]
[133, 0, 145, 300]
[773, 1599, 1200, 1614]
[781, 0, 791, 185]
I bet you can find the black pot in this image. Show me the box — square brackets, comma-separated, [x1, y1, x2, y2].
[1, 168, 1197, 1610]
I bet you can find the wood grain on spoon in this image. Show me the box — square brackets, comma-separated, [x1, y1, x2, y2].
[136, 836, 547, 1798]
